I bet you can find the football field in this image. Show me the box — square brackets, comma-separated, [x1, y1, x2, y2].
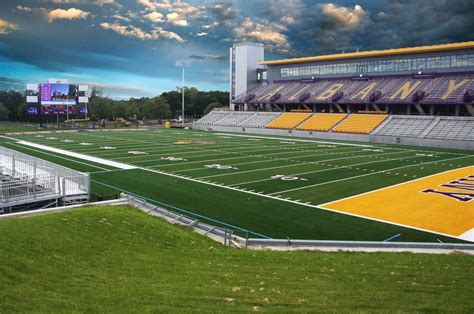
[1, 128, 473, 242]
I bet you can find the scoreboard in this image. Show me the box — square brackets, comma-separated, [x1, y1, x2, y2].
[26, 81, 89, 115]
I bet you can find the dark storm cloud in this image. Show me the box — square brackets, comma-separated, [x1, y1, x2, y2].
[369, 0, 474, 49]
[209, 1, 237, 27]
[287, 0, 474, 57]
[295, 3, 371, 55]
[0, 76, 24, 84]
[0, 77, 25, 91]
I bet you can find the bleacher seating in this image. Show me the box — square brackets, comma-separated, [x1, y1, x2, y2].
[375, 116, 434, 137]
[234, 74, 474, 105]
[214, 112, 256, 127]
[266, 113, 312, 129]
[424, 118, 474, 141]
[193, 111, 474, 143]
[238, 112, 282, 128]
[297, 113, 348, 132]
[194, 111, 231, 125]
[333, 114, 388, 134]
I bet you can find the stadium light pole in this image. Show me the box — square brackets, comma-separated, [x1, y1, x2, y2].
[175, 60, 192, 125]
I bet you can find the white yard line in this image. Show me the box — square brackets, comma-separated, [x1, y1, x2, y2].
[170, 147, 366, 172]
[269, 155, 473, 195]
[229, 151, 420, 187]
[198, 149, 415, 180]
[214, 132, 470, 156]
[216, 132, 373, 147]
[16, 140, 137, 170]
[97, 138, 341, 160]
[149, 146, 363, 168]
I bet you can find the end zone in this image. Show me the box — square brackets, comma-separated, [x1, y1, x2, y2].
[319, 166, 474, 242]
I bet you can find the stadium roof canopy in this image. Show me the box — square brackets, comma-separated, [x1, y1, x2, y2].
[259, 41, 474, 66]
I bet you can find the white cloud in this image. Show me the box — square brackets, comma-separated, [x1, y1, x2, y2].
[196, 32, 208, 37]
[16, 5, 32, 12]
[138, 0, 157, 10]
[112, 14, 131, 22]
[50, 0, 114, 4]
[145, 12, 164, 23]
[166, 12, 188, 26]
[100, 22, 183, 42]
[137, 0, 171, 11]
[202, 21, 219, 29]
[171, 2, 205, 19]
[234, 18, 290, 52]
[46, 8, 90, 22]
[321, 3, 368, 29]
[0, 19, 18, 35]
[154, 26, 184, 42]
[139, 0, 204, 27]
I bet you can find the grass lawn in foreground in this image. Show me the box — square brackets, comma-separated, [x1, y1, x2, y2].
[0, 205, 473, 312]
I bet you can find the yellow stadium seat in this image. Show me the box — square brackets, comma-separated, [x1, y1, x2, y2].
[297, 113, 348, 132]
[333, 114, 388, 134]
[266, 113, 312, 129]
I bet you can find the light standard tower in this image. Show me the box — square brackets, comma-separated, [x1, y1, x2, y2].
[175, 60, 192, 125]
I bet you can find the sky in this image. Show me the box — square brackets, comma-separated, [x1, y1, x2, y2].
[0, 0, 473, 99]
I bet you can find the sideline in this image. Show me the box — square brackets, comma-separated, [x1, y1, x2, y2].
[15, 140, 137, 170]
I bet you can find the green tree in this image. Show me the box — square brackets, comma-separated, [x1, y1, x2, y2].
[112, 101, 127, 118]
[203, 102, 223, 115]
[16, 103, 28, 121]
[154, 97, 171, 123]
[0, 103, 10, 120]
[0, 90, 24, 121]
[89, 98, 113, 120]
[126, 99, 140, 118]
[142, 97, 171, 122]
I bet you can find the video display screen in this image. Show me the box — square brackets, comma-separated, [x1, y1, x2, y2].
[40, 84, 77, 105]
[27, 106, 38, 115]
[41, 104, 76, 115]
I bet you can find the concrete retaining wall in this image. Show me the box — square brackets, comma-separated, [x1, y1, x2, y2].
[193, 124, 474, 150]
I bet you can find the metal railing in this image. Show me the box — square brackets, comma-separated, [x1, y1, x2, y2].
[0, 147, 89, 209]
[122, 194, 238, 246]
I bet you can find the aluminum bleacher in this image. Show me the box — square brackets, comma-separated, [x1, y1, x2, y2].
[194, 111, 231, 126]
[424, 117, 474, 141]
[238, 112, 282, 128]
[374, 116, 435, 138]
[214, 112, 256, 127]
[193, 109, 473, 149]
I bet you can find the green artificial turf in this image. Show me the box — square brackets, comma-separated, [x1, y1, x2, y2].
[0, 205, 473, 312]
[2, 128, 473, 243]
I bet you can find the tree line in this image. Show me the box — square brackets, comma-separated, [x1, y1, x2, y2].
[0, 87, 229, 122]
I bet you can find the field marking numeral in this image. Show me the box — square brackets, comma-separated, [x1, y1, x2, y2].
[128, 151, 148, 155]
[271, 174, 308, 181]
[161, 156, 187, 161]
[204, 164, 238, 170]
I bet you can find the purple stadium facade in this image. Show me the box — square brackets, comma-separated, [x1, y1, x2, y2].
[230, 42, 474, 117]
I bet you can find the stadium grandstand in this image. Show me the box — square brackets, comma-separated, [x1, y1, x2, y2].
[194, 41, 474, 150]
